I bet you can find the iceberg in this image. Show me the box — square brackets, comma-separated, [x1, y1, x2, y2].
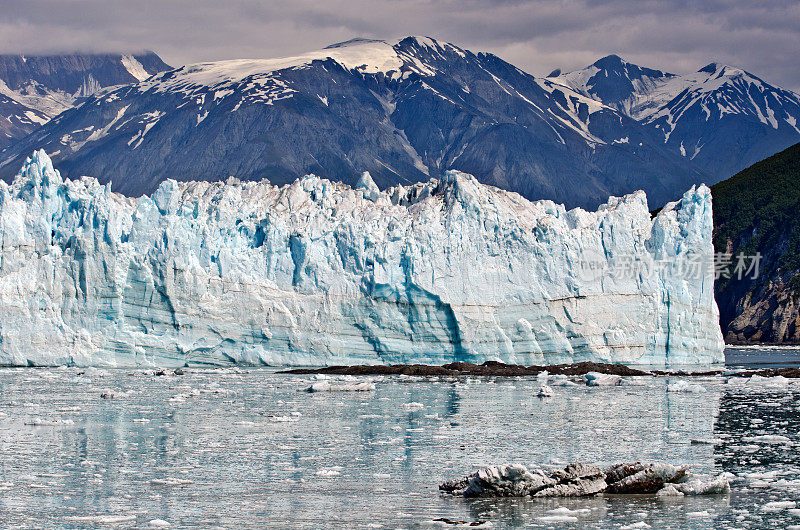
[0, 150, 723, 367]
[440, 462, 730, 498]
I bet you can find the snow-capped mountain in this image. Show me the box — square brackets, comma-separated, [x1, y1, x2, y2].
[0, 52, 171, 148]
[0, 38, 706, 209]
[553, 56, 800, 178]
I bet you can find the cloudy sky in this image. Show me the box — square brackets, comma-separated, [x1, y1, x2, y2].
[2, 0, 798, 89]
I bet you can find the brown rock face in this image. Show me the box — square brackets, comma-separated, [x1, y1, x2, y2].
[724, 279, 800, 343]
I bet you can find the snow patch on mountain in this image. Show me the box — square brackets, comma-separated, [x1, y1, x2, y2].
[121, 55, 152, 82]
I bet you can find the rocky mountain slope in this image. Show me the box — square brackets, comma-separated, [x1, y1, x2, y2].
[0, 52, 171, 148]
[712, 142, 800, 343]
[554, 55, 800, 179]
[0, 38, 709, 209]
[3, 40, 798, 210]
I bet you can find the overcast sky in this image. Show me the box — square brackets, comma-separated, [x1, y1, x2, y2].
[1, 0, 798, 90]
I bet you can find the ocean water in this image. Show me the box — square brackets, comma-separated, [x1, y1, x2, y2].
[0, 349, 799, 528]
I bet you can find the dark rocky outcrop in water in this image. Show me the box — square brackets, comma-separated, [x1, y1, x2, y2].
[282, 360, 650, 377]
[440, 462, 729, 498]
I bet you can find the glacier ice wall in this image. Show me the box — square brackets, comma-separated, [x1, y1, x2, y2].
[0, 150, 723, 367]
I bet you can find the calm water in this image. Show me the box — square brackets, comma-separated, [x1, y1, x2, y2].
[1, 349, 799, 528]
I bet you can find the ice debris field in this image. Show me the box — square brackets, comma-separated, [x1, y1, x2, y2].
[0, 150, 722, 367]
[2, 365, 800, 527]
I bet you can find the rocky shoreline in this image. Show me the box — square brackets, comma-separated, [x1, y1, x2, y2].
[281, 360, 800, 378]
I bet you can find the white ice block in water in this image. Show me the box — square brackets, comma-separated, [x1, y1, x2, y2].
[0, 150, 724, 367]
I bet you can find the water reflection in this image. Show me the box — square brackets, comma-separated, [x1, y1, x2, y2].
[0, 368, 797, 528]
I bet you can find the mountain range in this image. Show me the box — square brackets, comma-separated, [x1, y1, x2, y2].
[0, 38, 799, 210]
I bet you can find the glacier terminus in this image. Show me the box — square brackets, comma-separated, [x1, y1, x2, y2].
[0, 151, 723, 367]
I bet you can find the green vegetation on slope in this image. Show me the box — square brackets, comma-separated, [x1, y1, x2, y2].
[711, 142, 800, 341]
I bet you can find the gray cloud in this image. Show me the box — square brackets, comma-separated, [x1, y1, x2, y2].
[1, 0, 798, 90]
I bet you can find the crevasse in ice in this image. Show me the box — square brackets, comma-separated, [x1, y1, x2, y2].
[0, 150, 723, 366]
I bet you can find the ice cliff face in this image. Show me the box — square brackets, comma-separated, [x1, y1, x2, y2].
[0, 151, 723, 367]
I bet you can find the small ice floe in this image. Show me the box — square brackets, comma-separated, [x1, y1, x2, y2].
[267, 415, 299, 423]
[743, 435, 792, 445]
[538, 514, 578, 523]
[728, 375, 790, 391]
[538, 507, 592, 523]
[24, 417, 75, 427]
[439, 463, 606, 497]
[536, 385, 555, 398]
[148, 520, 171, 528]
[402, 402, 425, 411]
[149, 478, 193, 486]
[761, 501, 796, 512]
[585, 372, 621, 386]
[305, 381, 376, 392]
[667, 380, 707, 393]
[64, 515, 137, 524]
[315, 467, 343, 477]
[440, 462, 729, 498]
[685, 511, 712, 518]
[655, 476, 731, 496]
[549, 374, 578, 387]
[99, 388, 135, 399]
[620, 523, 651, 529]
[82, 367, 109, 378]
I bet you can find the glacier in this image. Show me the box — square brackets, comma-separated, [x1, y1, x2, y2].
[0, 150, 723, 367]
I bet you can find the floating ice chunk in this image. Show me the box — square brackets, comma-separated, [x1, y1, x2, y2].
[24, 417, 75, 426]
[743, 435, 791, 444]
[316, 468, 343, 477]
[536, 385, 555, 398]
[268, 415, 299, 422]
[149, 478, 193, 486]
[605, 463, 690, 494]
[546, 507, 591, 516]
[761, 501, 797, 512]
[663, 476, 730, 495]
[305, 381, 376, 392]
[440, 463, 606, 498]
[656, 484, 684, 497]
[690, 438, 723, 445]
[585, 373, 622, 386]
[728, 375, 790, 391]
[538, 514, 578, 523]
[550, 375, 578, 387]
[148, 520, 171, 528]
[402, 402, 425, 411]
[65, 515, 137, 523]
